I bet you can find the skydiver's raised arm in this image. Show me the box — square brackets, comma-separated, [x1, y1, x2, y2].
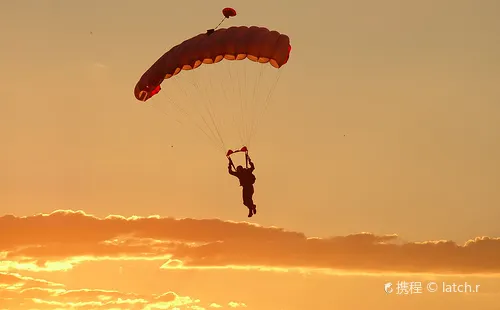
[248, 160, 255, 172]
[228, 163, 237, 176]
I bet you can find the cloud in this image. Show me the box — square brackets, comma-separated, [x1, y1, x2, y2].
[0, 272, 63, 290]
[0, 272, 240, 310]
[228, 301, 247, 308]
[1, 210, 500, 275]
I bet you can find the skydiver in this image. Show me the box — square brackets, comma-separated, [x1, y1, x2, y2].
[228, 155, 257, 217]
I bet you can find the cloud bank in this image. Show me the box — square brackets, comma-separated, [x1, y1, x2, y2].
[0, 272, 246, 310]
[1, 210, 499, 275]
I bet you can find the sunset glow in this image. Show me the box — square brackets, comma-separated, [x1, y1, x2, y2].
[2, 0, 499, 309]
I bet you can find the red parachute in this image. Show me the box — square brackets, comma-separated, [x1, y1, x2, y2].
[134, 26, 291, 102]
[134, 8, 291, 154]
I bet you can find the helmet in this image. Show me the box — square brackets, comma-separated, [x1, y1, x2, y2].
[236, 165, 243, 172]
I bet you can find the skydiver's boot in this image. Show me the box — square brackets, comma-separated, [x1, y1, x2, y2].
[252, 204, 257, 214]
[247, 207, 253, 218]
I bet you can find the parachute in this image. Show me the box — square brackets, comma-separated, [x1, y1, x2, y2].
[134, 8, 291, 154]
[222, 7, 237, 18]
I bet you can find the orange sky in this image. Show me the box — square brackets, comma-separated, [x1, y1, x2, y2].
[1, 0, 500, 309]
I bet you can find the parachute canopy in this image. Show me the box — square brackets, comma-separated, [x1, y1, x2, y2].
[134, 26, 291, 102]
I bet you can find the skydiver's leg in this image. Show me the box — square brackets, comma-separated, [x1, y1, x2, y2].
[248, 185, 256, 214]
[242, 186, 253, 217]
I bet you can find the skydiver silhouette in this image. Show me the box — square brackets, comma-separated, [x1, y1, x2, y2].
[228, 154, 257, 217]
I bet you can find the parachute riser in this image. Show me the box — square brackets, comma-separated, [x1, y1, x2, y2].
[228, 156, 236, 170]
